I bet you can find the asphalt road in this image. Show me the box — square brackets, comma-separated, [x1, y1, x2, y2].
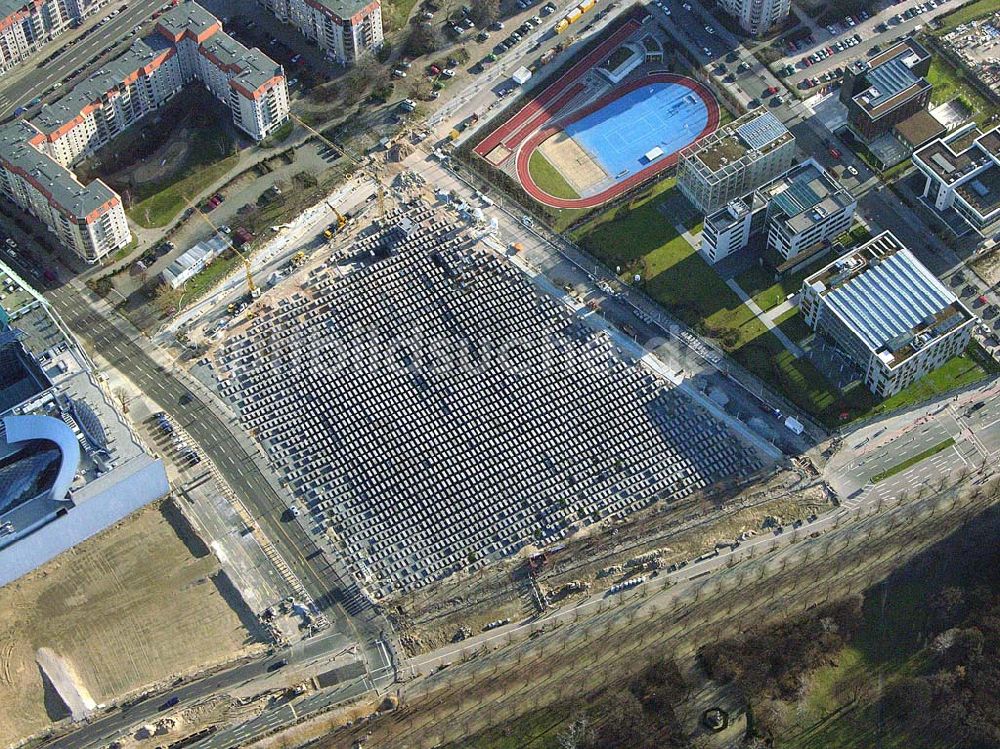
[0, 0, 167, 119]
[40, 282, 391, 668]
[42, 628, 364, 749]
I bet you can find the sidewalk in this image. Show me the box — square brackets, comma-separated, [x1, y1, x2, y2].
[726, 277, 805, 358]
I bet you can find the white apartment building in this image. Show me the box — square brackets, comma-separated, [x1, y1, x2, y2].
[912, 124, 1000, 238]
[700, 159, 855, 264]
[678, 111, 795, 215]
[0, 0, 102, 73]
[0, 1, 288, 262]
[258, 0, 383, 66]
[718, 0, 790, 37]
[799, 231, 975, 398]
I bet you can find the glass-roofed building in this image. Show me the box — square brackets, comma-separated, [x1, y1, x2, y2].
[799, 231, 975, 397]
[0, 261, 169, 587]
[700, 158, 856, 265]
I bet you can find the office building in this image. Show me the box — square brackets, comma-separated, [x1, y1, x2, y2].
[700, 193, 766, 264]
[840, 39, 933, 142]
[0, 261, 169, 587]
[799, 231, 975, 397]
[700, 159, 855, 264]
[258, 0, 383, 65]
[718, 0, 790, 37]
[677, 111, 795, 214]
[758, 159, 856, 261]
[0, 1, 288, 262]
[913, 123, 1000, 238]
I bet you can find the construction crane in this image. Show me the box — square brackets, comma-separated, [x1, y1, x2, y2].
[326, 201, 347, 230]
[183, 197, 258, 301]
[292, 114, 391, 221]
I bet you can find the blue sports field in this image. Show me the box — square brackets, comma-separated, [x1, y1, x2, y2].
[564, 81, 710, 176]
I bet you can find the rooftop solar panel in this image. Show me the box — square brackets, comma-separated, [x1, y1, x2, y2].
[824, 249, 955, 351]
[862, 57, 918, 108]
[736, 112, 788, 151]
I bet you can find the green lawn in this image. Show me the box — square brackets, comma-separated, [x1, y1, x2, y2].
[128, 153, 240, 228]
[860, 349, 990, 420]
[528, 151, 580, 200]
[774, 307, 813, 344]
[927, 56, 999, 126]
[573, 184, 858, 423]
[735, 261, 820, 312]
[779, 530, 980, 749]
[933, 0, 998, 34]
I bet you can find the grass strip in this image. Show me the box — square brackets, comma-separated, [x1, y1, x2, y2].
[871, 438, 955, 484]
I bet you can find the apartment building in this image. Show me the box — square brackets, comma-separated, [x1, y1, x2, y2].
[839, 39, 933, 142]
[700, 159, 855, 264]
[0, 1, 288, 262]
[913, 123, 1000, 238]
[258, 0, 383, 65]
[0, 121, 130, 263]
[677, 111, 795, 214]
[717, 0, 790, 37]
[0, 0, 102, 73]
[800, 231, 974, 398]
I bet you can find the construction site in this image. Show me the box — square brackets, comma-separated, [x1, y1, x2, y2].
[0, 501, 265, 748]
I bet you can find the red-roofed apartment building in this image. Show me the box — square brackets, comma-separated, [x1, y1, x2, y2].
[259, 0, 383, 66]
[0, 0, 102, 73]
[0, 0, 288, 263]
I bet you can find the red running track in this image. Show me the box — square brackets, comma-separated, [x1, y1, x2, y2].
[503, 82, 585, 149]
[516, 73, 720, 210]
[473, 18, 641, 158]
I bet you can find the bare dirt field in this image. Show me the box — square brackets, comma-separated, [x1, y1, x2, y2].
[0, 500, 265, 748]
[538, 131, 607, 191]
[972, 244, 1000, 286]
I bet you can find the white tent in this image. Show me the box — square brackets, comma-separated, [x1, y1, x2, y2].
[512, 67, 532, 85]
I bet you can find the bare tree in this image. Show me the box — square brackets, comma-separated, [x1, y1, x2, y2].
[114, 387, 129, 414]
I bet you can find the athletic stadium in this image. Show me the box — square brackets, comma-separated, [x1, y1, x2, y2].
[474, 13, 720, 209]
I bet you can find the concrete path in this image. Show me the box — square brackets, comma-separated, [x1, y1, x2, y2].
[726, 278, 805, 358]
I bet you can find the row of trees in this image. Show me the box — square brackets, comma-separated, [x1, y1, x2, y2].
[555, 659, 689, 748]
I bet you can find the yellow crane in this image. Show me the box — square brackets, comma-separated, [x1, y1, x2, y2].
[326, 201, 348, 230]
[183, 197, 258, 300]
[292, 114, 390, 220]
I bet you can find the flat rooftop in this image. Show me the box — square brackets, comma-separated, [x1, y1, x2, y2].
[0, 261, 165, 554]
[762, 160, 855, 234]
[852, 40, 932, 118]
[893, 109, 946, 148]
[806, 232, 973, 366]
[956, 162, 1000, 217]
[914, 125, 990, 183]
[693, 111, 792, 174]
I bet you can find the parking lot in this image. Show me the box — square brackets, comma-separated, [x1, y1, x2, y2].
[773, 0, 967, 91]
